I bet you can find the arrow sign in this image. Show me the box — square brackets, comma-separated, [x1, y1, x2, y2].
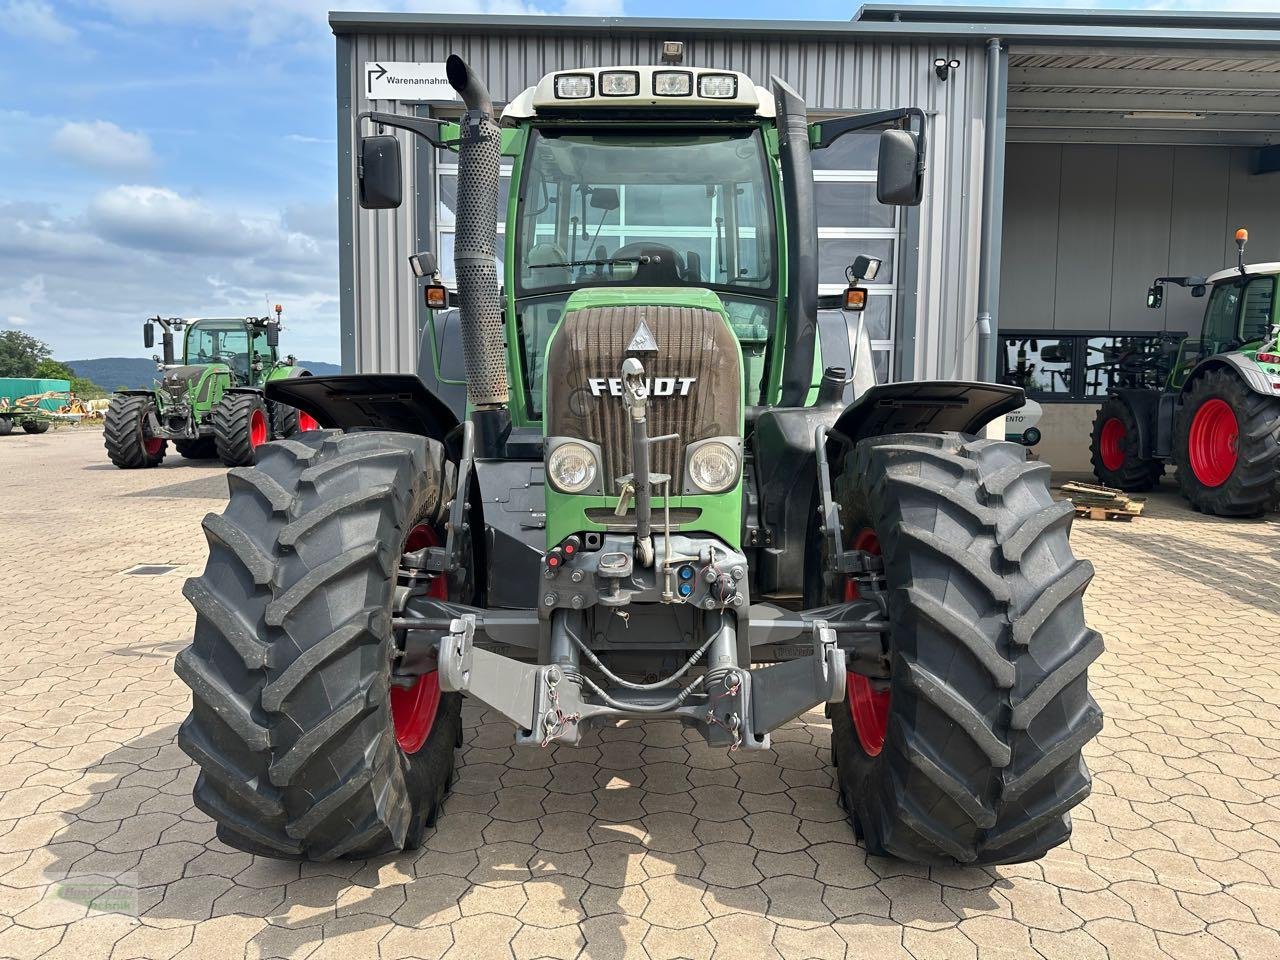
[364, 62, 460, 103]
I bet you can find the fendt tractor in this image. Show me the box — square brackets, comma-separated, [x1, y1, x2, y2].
[1090, 228, 1280, 516]
[176, 53, 1103, 866]
[104, 307, 318, 469]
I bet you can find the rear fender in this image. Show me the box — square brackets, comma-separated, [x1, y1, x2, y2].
[826, 380, 1024, 453]
[264, 373, 462, 449]
[1182, 353, 1278, 400]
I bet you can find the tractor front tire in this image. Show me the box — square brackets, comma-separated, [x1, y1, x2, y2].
[1173, 369, 1280, 517]
[175, 437, 218, 459]
[213, 392, 269, 467]
[104, 395, 167, 468]
[826, 433, 1103, 865]
[1089, 396, 1162, 491]
[176, 430, 460, 860]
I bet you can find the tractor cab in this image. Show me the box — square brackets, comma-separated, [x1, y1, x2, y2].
[182, 317, 281, 385]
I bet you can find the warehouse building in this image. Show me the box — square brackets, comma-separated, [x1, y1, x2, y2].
[331, 4, 1280, 470]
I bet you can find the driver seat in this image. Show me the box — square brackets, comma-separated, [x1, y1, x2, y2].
[614, 242, 682, 285]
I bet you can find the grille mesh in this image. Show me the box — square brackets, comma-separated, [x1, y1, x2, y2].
[545, 304, 741, 490]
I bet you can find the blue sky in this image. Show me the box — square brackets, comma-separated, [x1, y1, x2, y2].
[0, 0, 1267, 363]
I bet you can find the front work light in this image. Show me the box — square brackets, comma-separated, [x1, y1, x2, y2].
[698, 74, 737, 99]
[687, 440, 739, 493]
[555, 74, 594, 99]
[654, 71, 692, 96]
[548, 441, 599, 494]
[600, 71, 639, 96]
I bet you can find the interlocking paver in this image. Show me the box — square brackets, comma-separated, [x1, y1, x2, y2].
[4, 429, 1280, 958]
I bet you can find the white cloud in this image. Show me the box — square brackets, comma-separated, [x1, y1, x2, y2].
[6, 316, 29, 326]
[0, 193, 340, 362]
[52, 121, 154, 176]
[1, 1, 76, 43]
[88, 1, 625, 47]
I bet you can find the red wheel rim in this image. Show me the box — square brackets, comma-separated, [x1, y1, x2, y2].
[844, 528, 890, 757]
[143, 436, 163, 456]
[249, 409, 267, 448]
[1188, 398, 1238, 488]
[1099, 417, 1126, 472]
[390, 524, 448, 754]
[297, 411, 319, 432]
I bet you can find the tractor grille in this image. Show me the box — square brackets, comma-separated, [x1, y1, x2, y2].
[544, 303, 741, 492]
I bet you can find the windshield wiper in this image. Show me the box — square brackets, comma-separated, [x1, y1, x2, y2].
[529, 254, 655, 270]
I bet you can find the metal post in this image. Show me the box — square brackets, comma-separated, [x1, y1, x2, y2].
[976, 37, 1007, 383]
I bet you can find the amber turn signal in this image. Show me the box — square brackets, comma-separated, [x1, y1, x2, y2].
[844, 286, 867, 312]
[424, 284, 448, 309]
[1236, 227, 1249, 243]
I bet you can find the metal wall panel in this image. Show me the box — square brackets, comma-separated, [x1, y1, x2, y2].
[338, 30, 988, 380]
[1002, 141, 1280, 336]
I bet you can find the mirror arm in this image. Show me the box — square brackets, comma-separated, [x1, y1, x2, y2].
[812, 107, 927, 168]
[357, 111, 448, 149]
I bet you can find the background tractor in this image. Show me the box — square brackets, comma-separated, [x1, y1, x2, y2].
[177, 53, 1103, 866]
[104, 307, 318, 468]
[1089, 229, 1280, 516]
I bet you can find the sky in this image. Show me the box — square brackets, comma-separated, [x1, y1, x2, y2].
[0, 0, 1273, 364]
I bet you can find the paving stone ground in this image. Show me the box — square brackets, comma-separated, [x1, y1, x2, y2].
[1, 428, 1278, 960]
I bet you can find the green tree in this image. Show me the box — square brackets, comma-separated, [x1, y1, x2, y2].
[33, 359, 108, 399]
[0, 331, 52, 378]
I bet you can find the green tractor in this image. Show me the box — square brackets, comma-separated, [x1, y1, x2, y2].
[176, 54, 1103, 865]
[104, 307, 318, 468]
[1089, 228, 1280, 516]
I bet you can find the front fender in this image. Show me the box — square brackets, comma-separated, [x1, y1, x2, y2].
[826, 380, 1025, 453]
[264, 374, 461, 447]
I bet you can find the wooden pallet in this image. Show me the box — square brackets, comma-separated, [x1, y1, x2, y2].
[1059, 481, 1145, 521]
[1075, 504, 1142, 522]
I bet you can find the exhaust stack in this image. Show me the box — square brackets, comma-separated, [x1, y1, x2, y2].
[446, 55, 509, 410]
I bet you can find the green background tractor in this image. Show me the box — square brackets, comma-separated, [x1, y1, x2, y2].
[104, 308, 318, 468]
[177, 53, 1103, 867]
[1089, 228, 1280, 516]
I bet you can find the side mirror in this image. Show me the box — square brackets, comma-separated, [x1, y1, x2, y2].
[359, 135, 403, 210]
[1191, 284, 1206, 298]
[143, 321, 154, 349]
[266, 324, 280, 349]
[876, 128, 923, 206]
[1146, 284, 1164, 308]
[1040, 343, 1068, 363]
[590, 187, 620, 211]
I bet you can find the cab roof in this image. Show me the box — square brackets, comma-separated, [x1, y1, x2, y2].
[501, 66, 773, 124]
[1205, 263, 1280, 284]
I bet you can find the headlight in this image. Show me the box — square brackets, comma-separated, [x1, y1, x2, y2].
[547, 441, 598, 494]
[599, 71, 639, 97]
[554, 74, 594, 99]
[654, 71, 692, 97]
[698, 74, 737, 99]
[687, 440, 739, 493]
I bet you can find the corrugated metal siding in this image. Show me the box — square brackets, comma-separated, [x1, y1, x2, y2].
[340, 31, 988, 380]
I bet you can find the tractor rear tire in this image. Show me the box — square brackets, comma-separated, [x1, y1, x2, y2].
[824, 432, 1103, 865]
[0, 416, 11, 436]
[176, 430, 460, 860]
[1089, 396, 1163, 491]
[104, 395, 167, 468]
[21, 420, 50, 434]
[213, 392, 269, 467]
[1173, 369, 1280, 517]
[175, 437, 218, 459]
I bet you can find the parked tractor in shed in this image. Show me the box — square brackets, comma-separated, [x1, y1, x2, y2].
[176, 53, 1103, 866]
[104, 307, 318, 469]
[1089, 229, 1280, 516]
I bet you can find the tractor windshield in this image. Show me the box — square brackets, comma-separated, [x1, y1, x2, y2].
[515, 128, 777, 298]
[185, 321, 252, 380]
